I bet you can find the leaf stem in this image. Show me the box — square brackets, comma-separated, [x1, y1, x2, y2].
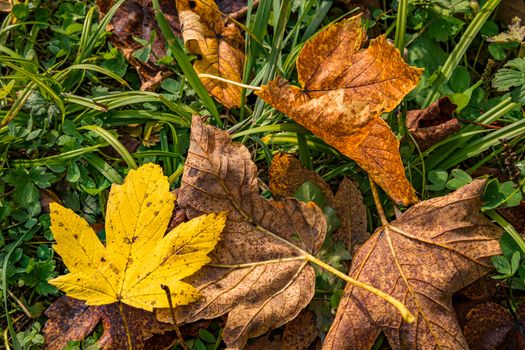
[253, 223, 414, 323]
[118, 302, 133, 350]
[161, 285, 189, 350]
[210, 256, 307, 269]
[369, 176, 389, 226]
[304, 254, 415, 323]
[197, 74, 262, 91]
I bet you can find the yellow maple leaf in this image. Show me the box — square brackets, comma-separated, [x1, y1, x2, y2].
[48, 163, 226, 311]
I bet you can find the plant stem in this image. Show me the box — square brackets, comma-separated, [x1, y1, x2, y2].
[369, 177, 389, 227]
[304, 254, 415, 323]
[394, 0, 408, 52]
[486, 210, 525, 255]
[423, 0, 501, 107]
[197, 74, 262, 91]
[161, 285, 189, 350]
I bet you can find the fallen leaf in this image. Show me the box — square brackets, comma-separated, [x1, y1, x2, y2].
[331, 177, 369, 253]
[48, 163, 226, 311]
[324, 180, 502, 350]
[0, 0, 11, 12]
[97, 0, 180, 91]
[177, 0, 245, 108]
[269, 153, 368, 252]
[269, 152, 334, 200]
[406, 96, 460, 150]
[245, 333, 283, 350]
[97, 0, 248, 92]
[464, 302, 525, 350]
[157, 117, 327, 349]
[257, 15, 422, 206]
[43, 296, 178, 350]
[282, 310, 318, 350]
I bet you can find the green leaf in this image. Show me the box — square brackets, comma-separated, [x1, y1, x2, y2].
[450, 66, 470, 93]
[500, 232, 520, 260]
[293, 181, 327, 207]
[511, 251, 521, 274]
[198, 329, 216, 343]
[445, 169, 472, 190]
[492, 255, 511, 275]
[426, 169, 448, 191]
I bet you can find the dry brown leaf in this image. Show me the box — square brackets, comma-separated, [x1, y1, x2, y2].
[0, 0, 11, 12]
[406, 96, 459, 150]
[43, 296, 178, 350]
[464, 302, 525, 350]
[97, 0, 180, 91]
[269, 152, 334, 200]
[269, 153, 368, 252]
[97, 0, 248, 91]
[283, 310, 318, 350]
[257, 15, 422, 206]
[156, 117, 326, 349]
[332, 178, 369, 253]
[324, 180, 502, 350]
[177, 0, 245, 108]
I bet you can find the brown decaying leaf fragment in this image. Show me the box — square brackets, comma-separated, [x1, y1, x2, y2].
[269, 153, 368, 252]
[464, 302, 525, 350]
[177, 0, 245, 108]
[97, 0, 180, 91]
[406, 96, 460, 151]
[43, 296, 178, 350]
[97, 0, 247, 92]
[331, 178, 369, 253]
[269, 152, 334, 200]
[157, 117, 326, 349]
[282, 310, 318, 350]
[324, 180, 502, 350]
[257, 15, 422, 206]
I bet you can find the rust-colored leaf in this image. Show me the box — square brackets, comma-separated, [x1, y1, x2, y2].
[324, 180, 502, 350]
[269, 152, 334, 200]
[269, 153, 368, 252]
[464, 302, 525, 350]
[43, 296, 177, 350]
[157, 117, 326, 349]
[257, 15, 422, 206]
[406, 96, 460, 150]
[177, 0, 245, 108]
[332, 177, 369, 253]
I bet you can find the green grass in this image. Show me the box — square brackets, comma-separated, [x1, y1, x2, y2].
[0, 0, 524, 349]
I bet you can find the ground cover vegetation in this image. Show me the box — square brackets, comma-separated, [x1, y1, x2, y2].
[0, 0, 525, 349]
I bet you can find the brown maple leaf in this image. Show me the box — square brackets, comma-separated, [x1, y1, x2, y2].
[43, 296, 178, 350]
[157, 117, 326, 349]
[269, 152, 368, 252]
[464, 302, 525, 350]
[324, 180, 502, 350]
[177, 0, 245, 108]
[406, 96, 460, 151]
[256, 15, 423, 206]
